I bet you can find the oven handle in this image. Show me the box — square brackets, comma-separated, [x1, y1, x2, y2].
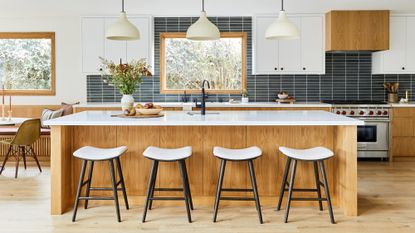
[356, 118, 390, 122]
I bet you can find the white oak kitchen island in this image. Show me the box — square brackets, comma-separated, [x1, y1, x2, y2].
[46, 110, 363, 217]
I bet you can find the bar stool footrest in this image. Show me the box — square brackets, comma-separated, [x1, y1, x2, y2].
[154, 188, 183, 192]
[220, 197, 256, 201]
[222, 188, 253, 192]
[149, 197, 185, 201]
[290, 197, 328, 201]
[284, 188, 319, 192]
[89, 187, 124, 191]
[78, 196, 114, 201]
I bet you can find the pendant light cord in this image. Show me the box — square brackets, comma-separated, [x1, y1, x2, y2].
[122, 0, 125, 12]
[281, 0, 284, 11]
[202, 0, 205, 12]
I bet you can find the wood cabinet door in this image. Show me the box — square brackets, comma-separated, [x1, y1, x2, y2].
[126, 17, 153, 69]
[104, 17, 127, 63]
[81, 17, 105, 73]
[278, 17, 301, 73]
[301, 16, 324, 73]
[406, 17, 415, 72]
[383, 17, 407, 73]
[253, 16, 279, 74]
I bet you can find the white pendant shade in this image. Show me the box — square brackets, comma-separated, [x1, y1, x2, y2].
[106, 12, 140, 41]
[186, 11, 220, 41]
[265, 10, 300, 40]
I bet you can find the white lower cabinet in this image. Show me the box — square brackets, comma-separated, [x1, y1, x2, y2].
[81, 16, 153, 74]
[372, 15, 415, 74]
[253, 14, 325, 75]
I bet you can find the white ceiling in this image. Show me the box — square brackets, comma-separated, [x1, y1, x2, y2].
[0, 0, 414, 17]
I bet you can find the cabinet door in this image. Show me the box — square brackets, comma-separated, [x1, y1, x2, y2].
[253, 17, 278, 74]
[278, 17, 301, 73]
[301, 16, 324, 73]
[383, 17, 407, 72]
[127, 17, 152, 66]
[104, 18, 127, 63]
[406, 17, 415, 71]
[81, 18, 105, 73]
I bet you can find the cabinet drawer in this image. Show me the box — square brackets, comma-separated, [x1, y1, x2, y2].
[393, 108, 415, 117]
[392, 118, 415, 136]
[392, 137, 415, 157]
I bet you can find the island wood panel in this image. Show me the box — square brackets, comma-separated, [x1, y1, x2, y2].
[51, 125, 357, 216]
[50, 126, 73, 215]
[333, 126, 357, 216]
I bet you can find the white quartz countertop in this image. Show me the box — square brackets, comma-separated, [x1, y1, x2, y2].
[75, 102, 332, 108]
[390, 102, 415, 107]
[45, 110, 363, 126]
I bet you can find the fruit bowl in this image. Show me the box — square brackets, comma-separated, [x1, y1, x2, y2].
[277, 92, 289, 99]
[136, 103, 163, 115]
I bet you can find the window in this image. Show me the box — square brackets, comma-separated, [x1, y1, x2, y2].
[160, 32, 246, 94]
[0, 32, 55, 95]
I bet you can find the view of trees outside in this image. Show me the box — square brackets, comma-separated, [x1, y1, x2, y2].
[0, 38, 52, 90]
[164, 37, 243, 91]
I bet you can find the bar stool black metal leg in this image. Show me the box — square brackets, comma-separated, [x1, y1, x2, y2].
[313, 161, 323, 211]
[72, 160, 87, 222]
[284, 159, 297, 223]
[84, 161, 94, 209]
[319, 161, 335, 224]
[277, 157, 291, 211]
[115, 157, 129, 210]
[14, 152, 19, 179]
[0, 146, 12, 175]
[213, 159, 226, 222]
[182, 160, 194, 210]
[142, 160, 158, 223]
[248, 160, 263, 224]
[179, 160, 192, 223]
[21, 147, 27, 170]
[109, 159, 121, 222]
[148, 160, 159, 210]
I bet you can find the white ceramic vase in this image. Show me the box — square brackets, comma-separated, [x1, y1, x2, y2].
[241, 97, 249, 103]
[121, 94, 134, 111]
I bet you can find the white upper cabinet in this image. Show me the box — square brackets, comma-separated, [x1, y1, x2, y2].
[253, 14, 325, 75]
[81, 18, 105, 73]
[81, 16, 153, 74]
[372, 15, 415, 74]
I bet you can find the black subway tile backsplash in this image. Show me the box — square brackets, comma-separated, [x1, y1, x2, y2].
[87, 16, 415, 103]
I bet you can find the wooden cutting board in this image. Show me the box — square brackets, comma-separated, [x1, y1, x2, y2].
[276, 99, 296, 104]
[111, 113, 164, 118]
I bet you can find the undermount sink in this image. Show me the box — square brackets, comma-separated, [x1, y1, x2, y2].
[186, 112, 220, 116]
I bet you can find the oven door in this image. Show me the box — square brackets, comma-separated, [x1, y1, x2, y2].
[357, 119, 389, 151]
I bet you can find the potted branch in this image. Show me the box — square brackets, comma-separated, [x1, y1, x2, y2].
[241, 89, 249, 103]
[100, 57, 152, 110]
[383, 82, 399, 103]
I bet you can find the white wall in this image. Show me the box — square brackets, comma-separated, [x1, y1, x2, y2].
[0, 0, 414, 104]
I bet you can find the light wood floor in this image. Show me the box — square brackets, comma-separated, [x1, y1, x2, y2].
[1, 161, 415, 233]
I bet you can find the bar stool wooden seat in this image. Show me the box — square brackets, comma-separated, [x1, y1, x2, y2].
[72, 146, 129, 222]
[212, 146, 263, 224]
[142, 146, 193, 223]
[277, 146, 335, 224]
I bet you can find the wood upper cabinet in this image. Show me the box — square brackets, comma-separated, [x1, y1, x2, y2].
[81, 16, 153, 74]
[325, 10, 389, 51]
[253, 14, 325, 75]
[372, 15, 415, 74]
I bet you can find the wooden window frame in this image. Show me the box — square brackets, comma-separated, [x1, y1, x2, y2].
[160, 32, 247, 94]
[0, 32, 56, 96]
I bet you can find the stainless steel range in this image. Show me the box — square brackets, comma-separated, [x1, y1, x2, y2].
[322, 100, 390, 159]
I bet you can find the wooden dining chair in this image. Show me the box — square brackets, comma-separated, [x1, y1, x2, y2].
[0, 119, 42, 178]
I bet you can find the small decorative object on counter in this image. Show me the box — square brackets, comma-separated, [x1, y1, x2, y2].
[399, 90, 410, 104]
[241, 89, 249, 103]
[277, 91, 288, 99]
[276, 91, 295, 104]
[136, 103, 163, 115]
[100, 57, 152, 111]
[383, 82, 399, 103]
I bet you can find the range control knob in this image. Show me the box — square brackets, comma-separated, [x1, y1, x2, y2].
[342, 111, 347, 115]
[336, 111, 341, 115]
[383, 111, 388, 115]
[377, 110, 382, 115]
[350, 111, 355, 115]
[369, 111, 374, 115]
[359, 111, 365, 115]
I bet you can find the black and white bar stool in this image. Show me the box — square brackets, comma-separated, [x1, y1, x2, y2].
[142, 146, 193, 223]
[213, 146, 263, 224]
[72, 146, 129, 222]
[277, 146, 335, 224]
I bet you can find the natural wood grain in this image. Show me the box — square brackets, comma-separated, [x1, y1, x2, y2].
[333, 126, 357, 216]
[50, 126, 73, 214]
[391, 107, 415, 160]
[326, 10, 389, 51]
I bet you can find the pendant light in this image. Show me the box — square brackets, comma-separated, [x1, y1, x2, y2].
[186, 0, 220, 41]
[265, 0, 300, 40]
[106, 0, 140, 41]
